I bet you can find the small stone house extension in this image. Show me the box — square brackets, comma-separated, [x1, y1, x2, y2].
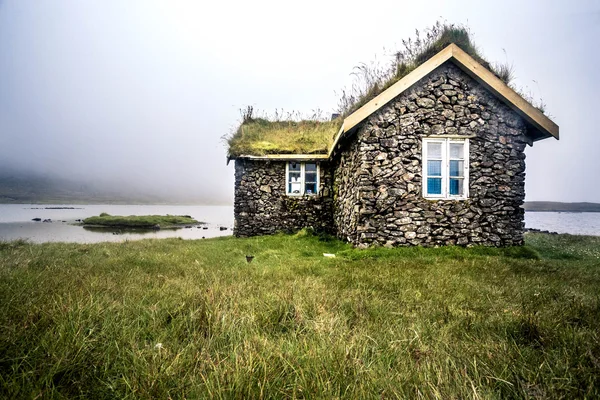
[230, 44, 559, 247]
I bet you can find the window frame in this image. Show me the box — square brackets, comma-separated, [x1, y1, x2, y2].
[285, 162, 320, 196]
[422, 138, 469, 200]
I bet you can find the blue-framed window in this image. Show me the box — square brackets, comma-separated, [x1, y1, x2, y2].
[422, 138, 469, 199]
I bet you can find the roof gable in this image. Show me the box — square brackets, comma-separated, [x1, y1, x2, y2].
[330, 44, 558, 158]
[231, 44, 558, 162]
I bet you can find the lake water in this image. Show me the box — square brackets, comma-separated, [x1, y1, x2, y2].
[524, 211, 600, 236]
[0, 204, 234, 243]
[0, 204, 599, 243]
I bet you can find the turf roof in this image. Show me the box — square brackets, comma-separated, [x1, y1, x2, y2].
[227, 118, 341, 157]
[227, 23, 543, 158]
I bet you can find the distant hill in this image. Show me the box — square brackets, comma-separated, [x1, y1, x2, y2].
[524, 202, 600, 212]
[0, 168, 167, 204]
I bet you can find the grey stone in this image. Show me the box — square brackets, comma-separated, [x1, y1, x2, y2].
[416, 98, 435, 108]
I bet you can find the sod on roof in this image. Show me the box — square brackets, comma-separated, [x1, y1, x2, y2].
[227, 118, 341, 157]
[226, 22, 546, 158]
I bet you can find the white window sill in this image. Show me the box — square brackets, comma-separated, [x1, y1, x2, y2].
[424, 196, 468, 201]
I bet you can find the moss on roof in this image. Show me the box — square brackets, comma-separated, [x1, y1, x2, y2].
[227, 118, 341, 157]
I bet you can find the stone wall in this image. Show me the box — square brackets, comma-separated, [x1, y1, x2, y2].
[332, 62, 529, 247]
[332, 136, 364, 243]
[233, 159, 334, 237]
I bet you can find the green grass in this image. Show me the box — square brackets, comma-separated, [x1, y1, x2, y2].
[1, 232, 599, 398]
[227, 118, 341, 157]
[82, 213, 199, 228]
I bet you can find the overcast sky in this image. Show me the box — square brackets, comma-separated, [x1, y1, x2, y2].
[1, 0, 598, 204]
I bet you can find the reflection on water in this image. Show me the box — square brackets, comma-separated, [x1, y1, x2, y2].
[0, 204, 234, 243]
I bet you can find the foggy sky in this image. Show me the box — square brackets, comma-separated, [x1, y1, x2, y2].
[1, 0, 599, 204]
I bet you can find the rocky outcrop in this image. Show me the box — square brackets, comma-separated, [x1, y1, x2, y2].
[332, 62, 529, 247]
[233, 160, 334, 237]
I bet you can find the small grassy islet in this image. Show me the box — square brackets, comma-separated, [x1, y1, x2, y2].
[0, 231, 599, 398]
[82, 213, 199, 229]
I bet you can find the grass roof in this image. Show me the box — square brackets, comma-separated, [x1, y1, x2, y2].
[337, 22, 516, 117]
[227, 21, 545, 157]
[227, 117, 341, 157]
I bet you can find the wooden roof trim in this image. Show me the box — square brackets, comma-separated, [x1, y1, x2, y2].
[233, 154, 329, 161]
[449, 44, 558, 140]
[327, 123, 346, 158]
[337, 43, 558, 145]
[342, 45, 454, 134]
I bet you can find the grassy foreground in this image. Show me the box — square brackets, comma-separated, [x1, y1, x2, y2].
[82, 213, 198, 229]
[1, 232, 599, 399]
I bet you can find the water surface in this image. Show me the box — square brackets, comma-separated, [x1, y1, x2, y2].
[1, 205, 599, 243]
[0, 204, 233, 243]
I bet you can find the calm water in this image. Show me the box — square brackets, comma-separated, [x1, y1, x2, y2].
[0, 204, 599, 243]
[0, 204, 234, 243]
[524, 212, 600, 236]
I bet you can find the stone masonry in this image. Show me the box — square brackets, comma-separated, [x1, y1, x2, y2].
[332, 62, 529, 247]
[233, 159, 334, 237]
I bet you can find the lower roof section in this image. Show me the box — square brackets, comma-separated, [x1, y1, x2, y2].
[227, 154, 329, 165]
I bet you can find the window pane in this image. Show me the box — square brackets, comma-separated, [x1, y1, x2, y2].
[305, 172, 317, 183]
[427, 178, 442, 195]
[449, 143, 464, 159]
[427, 142, 442, 159]
[289, 182, 302, 194]
[288, 162, 301, 172]
[288, 172, 301, 182]
[427, 160, 442, 176]
[305, 163, 317, 172]
[449, 160, 464, 177]
[305, 183, 317, 195]
[449, 178, 463, 195]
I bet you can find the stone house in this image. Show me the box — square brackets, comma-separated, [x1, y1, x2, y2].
[230, 44, 559, 247]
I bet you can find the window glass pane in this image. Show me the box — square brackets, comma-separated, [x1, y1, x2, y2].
[427, 142, 442, 159]
[427, 160, 442, 176]
[305, 183, 317, 195]
[305, 163, 317, 172]
[427, 178, 442, 195]
[305, 172, 317, 183]
[449, 178, 463, 195]
[288, 172, 301, 182]
[449, 143, 464, 159]
[449, 160, 464, 177]
[288, 162, 301, 172]
[289, 182, 302, 194]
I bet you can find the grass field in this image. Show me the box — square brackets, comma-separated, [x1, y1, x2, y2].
[82, 213, 199, 229]
[1, 232, 599, 398]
